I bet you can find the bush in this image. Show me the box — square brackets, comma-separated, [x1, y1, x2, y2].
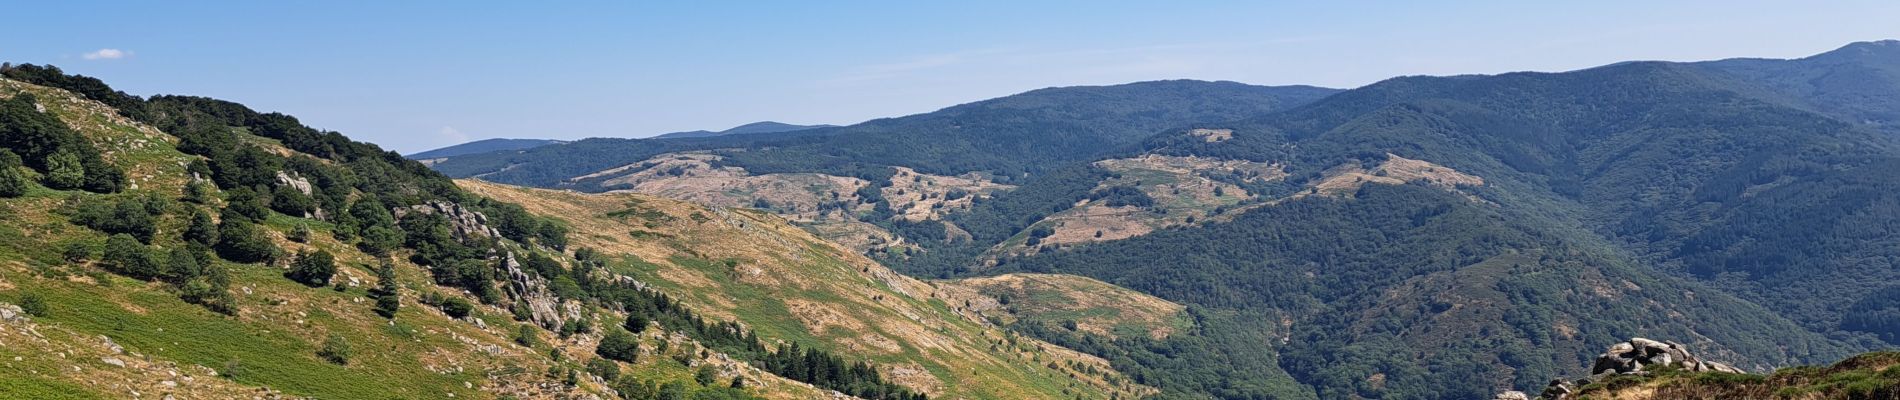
[317, 334, 351, 365]
[586, 357, 621, 381]
[0, 149, 27, 198]
[220, 359, 245, 380]
[180, 263, 237, 316]
[285, 249, 337, 287]
[18, 292, 48, 317]
[596, 329, 640, 363]
[515, 325, 540, 347]
[214, 218, 276, 263]
[60, 241, 92, 263]
[72, 198, 157, 243]
[102, 233, 161, 280]
[439, 296, 474, 319]
[184, 208, 218, 246]
[694, 365, 718, 386]
[287, 222, 311, 243]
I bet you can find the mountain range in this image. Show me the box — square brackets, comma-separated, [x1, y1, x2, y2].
[418, 40, 1900, 398]
[2, 40, 1899, 400]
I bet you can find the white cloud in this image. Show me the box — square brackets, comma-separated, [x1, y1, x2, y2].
[437, 126, 471, 144]
[82, 48, 128, 60]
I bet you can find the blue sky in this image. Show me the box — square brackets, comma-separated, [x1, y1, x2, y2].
[3, 1, 1898, 153]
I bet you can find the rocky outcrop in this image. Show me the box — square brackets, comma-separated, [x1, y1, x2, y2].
[501, 252, 566, 330]
[275, 171, 312, 196]
[393, 201, 501, 243]
[0, 303, 26, 323]
[1529, 338, 1745, 399]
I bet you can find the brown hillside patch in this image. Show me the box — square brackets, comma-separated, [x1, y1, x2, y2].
[1305, 153, 1482, 198]
[944, 273, 1189, 339]
[1190, 128, 1234, 142]
[1036, 205, 1156, 246]
[881, 166, 1014, 222]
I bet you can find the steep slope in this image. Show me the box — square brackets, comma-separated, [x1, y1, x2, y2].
[0, 76, 635, 399]
[406, 138, 567, 160]
[460, 180, 1151, 399]
[0, 68, 1130, 399]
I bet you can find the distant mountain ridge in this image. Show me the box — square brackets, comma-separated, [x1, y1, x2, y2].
[404, 138, 566, 159]
[426, 80, 1343, 187]
[650, 121, 835, 139]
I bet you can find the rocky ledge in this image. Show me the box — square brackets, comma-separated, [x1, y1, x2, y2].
[1497, 337, 1744, 400]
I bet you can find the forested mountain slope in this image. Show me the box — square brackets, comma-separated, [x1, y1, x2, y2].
[0, 66, 1132, 399]
[426, 80, 1340, 187]
[915, 42, 1900, 398]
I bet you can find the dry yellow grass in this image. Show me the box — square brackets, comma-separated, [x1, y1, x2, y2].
[460, 179, 1154, 399]
[940, 273, 1190, 340]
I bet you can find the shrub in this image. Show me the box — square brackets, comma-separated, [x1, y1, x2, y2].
[285, 249, 337, 287]
[102, 233, 161, 280]
[0, 149, 26, 198]
[214, 216, 277, 263]
[287, 222, 311, 243]
[60, 241, 91, 263]
[586, 357, 621, 381]
[317, 334, 351, 365]
[439, 296, 474, 319]
[183, 208, 218, 246]
[18, 292, 48, 317]
[596, 329, 640, 363]
[515, 325, 540, 347]
[694, 365, 717, 386]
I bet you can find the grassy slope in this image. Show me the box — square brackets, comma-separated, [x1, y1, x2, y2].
[1568, 352, 1900, 399]
[0, 78, 834, 400]
[461, 180, 1150, 399]
[938, 273, 1193, 340]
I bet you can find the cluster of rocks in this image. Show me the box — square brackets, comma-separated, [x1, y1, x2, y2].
[501, 251, 567, 330]
[393, 200, 501, 243]
[0, 303, 26, 323]
[1500, 337, 1745, 400]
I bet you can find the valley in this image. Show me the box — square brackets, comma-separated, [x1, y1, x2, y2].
[5, 35, 1900, 400]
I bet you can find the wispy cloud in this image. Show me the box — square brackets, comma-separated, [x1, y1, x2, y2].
[437, 126, 470, 144]
[81, 48, 129, 60]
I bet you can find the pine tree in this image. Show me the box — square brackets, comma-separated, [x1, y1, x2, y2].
[0, 149, 27, 197]
[373, 261, 401, 318]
